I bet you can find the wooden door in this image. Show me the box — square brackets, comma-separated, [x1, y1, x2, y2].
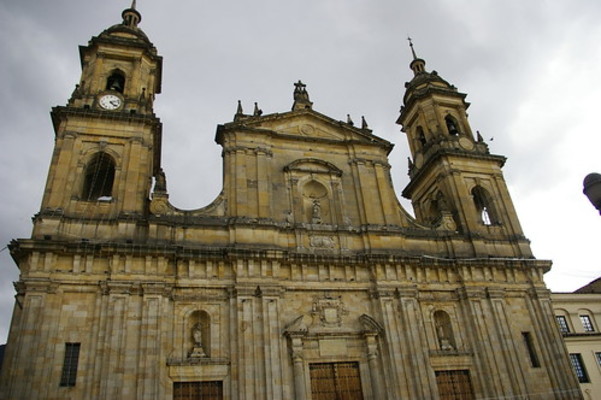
[173, 381, 223, 400]
[435, 370, 475, 400]
[309, 362, 364, 400]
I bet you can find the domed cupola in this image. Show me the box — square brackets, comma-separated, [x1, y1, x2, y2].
[400, 39, 466, 120]
[97, 0, 152, 45]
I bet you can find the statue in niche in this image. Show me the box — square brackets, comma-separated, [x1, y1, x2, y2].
[436, 324, 454, 351]
[311, 199, 322, 224]
[188, 322, 207, 358]
[434, 311, 455, 351]
[154, 168, 167, 193]
[285, 210, 294, 225]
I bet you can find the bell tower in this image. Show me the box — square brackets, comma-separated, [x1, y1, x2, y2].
[34, 1, 163, 240]
[397, 41, 531, 257]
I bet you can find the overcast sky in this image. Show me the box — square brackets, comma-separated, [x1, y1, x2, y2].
[0, 0, 600, 342]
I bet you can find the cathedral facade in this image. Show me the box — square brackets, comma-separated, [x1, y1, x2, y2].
[0, 4, 582, 400]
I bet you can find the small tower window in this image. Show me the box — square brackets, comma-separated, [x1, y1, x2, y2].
[416, 126, 427, 147]
[106, 70, 125, 93]
[445, 115, 460, 136]
[82, 153, 115, 201]
[471, 186, 497, 225]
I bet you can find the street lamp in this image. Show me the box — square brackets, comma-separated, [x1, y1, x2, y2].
[583, 173, 601, 214]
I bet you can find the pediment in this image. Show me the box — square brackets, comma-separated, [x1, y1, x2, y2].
[284, 158, 343, 176]
[240, 110, 391, 147]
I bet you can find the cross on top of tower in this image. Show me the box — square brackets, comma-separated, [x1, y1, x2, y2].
[407, 36, 419, 60]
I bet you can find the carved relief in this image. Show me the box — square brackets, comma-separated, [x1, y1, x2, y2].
[309, 235, 335, 249]
[311, 295, 348, 327]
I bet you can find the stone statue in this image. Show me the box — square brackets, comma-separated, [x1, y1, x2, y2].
[192, 323, 202, 346]
[311, 200, 322, 224]
[292, 80, 313, 111]
[189, 322, 207, 358]
[436, 321, 454, 351]
[154, 168, 167, 193]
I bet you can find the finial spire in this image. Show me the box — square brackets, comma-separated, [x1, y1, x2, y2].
[407, 37, 426, 76]
[408, 36, 418, 60]
[131, 0, 137, 9]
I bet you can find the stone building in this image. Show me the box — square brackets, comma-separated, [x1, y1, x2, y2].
[552, 279, 601, 400]
[0, 3, 583, 400]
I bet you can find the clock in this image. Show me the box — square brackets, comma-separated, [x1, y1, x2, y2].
[98, 94, 123, 110]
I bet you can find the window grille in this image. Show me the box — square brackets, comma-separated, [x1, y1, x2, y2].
[555, 316, 570, 334]
[60, 343, 80, 387]
[580, 315, 595, 332]
[569, 353, 590, 383]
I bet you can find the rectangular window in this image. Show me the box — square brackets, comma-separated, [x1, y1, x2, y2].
[595, 352, 601, 367]
[173, 381, 223, 400]
[556, 316, 570, 334]
[522, 332, 540, 368]
[309, 362, 364, 400]
[569, 353, 590, 383]
[435, 370, 475, 400]
[580, 315, 595, 332]
[60, 342, 80, 387]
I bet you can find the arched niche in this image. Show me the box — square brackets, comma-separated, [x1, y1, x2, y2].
[188, 310, 211, 358]
[433, 310, 456, 351]
[284, 158, 344, 226]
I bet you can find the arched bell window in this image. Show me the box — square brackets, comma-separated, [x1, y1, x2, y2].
[82, 153, 115, 201]
[445, 115, 460, 136]
[471, 185, 497, 225]
[106, 70, 125, 93]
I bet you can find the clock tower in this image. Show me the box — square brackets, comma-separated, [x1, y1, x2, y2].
[34, 1, 163, 241]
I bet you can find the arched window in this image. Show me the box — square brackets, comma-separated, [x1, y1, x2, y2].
[82, 153, 115, 201]
[471, 186, 497, 225]
[106, 70, 125, 93]
[445, 115, 460, 136]
[434, 310, 455, 351]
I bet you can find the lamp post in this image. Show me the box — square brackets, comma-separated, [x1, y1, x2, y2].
[583, 173, 601, 214]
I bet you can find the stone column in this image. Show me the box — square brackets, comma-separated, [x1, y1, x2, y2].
[289, 335, 307, 400]
[397, 286, 436, 399]
[456, 286, 503, 398]
[365, 333, 385, 400]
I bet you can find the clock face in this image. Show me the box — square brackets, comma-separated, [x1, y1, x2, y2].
[98, 94, 122, 110]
